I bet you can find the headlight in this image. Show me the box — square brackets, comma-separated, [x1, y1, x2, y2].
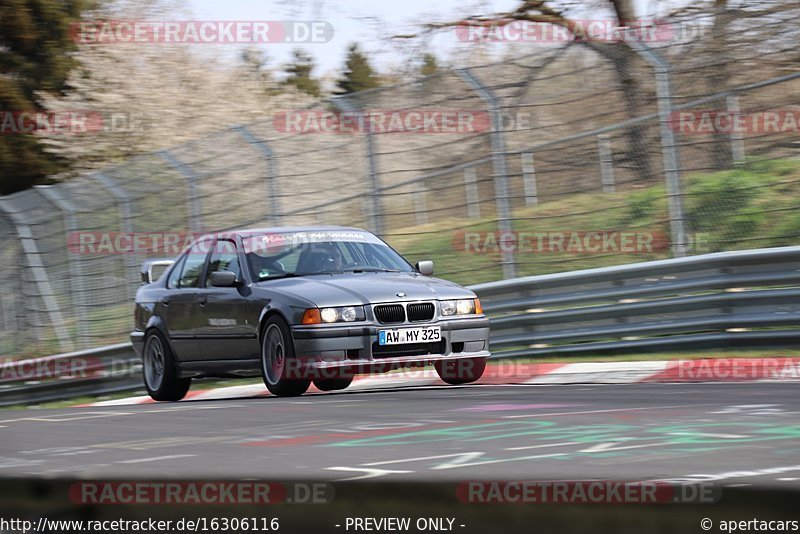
[440, 300, 457, 316]
[440, 298, 481, 316]
[456, 299, 474, 315]
[320, 308, 338, 323]
[304, 306, 366, 324]
[340, 306, 359, 322]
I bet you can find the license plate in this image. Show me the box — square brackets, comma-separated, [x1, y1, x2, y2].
[379, 326, 441, 345]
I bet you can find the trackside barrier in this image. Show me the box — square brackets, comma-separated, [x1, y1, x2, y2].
[0, 343, 140, 407]
[473, 246, 800, 358]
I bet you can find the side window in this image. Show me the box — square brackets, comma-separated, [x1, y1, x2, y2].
[166, 254, 187, 289]
[179, 240, 211, 288]
[206, 240, 241, 285]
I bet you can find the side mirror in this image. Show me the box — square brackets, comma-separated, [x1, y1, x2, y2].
[141, 259, 174, 284]
[210, 271, 239, 287]
[415, 260, 434, 276]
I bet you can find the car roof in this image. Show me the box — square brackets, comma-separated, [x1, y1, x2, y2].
[199, 226, 372, 241]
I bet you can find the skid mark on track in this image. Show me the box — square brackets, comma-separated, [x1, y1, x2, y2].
[117, 454, 196, 464]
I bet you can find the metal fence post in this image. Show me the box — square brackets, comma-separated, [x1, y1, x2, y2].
[94, 173, 139, 300]
[0, 213, 24, 353]
[464, 167, 481, 218]
[235, 126, 282, 225]
[35, 186, 92, 348]
[457, 68, 517, 279]
[0, 199, 74, 353]
[159, 150, 203, 233]
[727, 95, 746, 167]
[521, 153, 539, 206]
[331, 97, 384, 235]
[628, 42, 688, 257]
[597, 134, 616, 193]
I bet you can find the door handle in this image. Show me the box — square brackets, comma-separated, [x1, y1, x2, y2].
[198, 297, 208, 306]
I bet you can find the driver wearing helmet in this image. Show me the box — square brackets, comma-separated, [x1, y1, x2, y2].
[308, 243, 345, 272]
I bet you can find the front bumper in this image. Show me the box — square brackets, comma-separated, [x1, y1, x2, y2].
[291, 316, 490, 372]
[131, 330, 145, 357]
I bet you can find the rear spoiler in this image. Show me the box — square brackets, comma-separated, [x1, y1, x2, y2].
[140, 259, 175, 284]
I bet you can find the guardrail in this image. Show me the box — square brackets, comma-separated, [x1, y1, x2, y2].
[2, 246, 799, 406]
[0, 343, 141, 407]
[474, 246, 800, 358]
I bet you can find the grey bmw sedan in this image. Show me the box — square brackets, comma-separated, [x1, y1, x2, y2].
[131, 227, 490, 400]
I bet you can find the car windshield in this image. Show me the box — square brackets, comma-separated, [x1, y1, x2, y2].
[243, 230, 414, 280]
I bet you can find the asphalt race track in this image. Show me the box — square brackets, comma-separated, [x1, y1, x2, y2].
[2, 382, 799, 486]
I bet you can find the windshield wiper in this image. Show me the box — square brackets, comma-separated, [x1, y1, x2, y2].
[258, 272, 314, 281]
[260, 269, 401, 279]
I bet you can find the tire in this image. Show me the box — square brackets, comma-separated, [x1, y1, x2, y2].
[434, 357, 487, 385]
[314, 376, 354, 392]
[260, 316, 311, 397]
[142, 329, 191, 401]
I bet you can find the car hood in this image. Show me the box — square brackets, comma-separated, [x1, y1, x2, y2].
[254, 272, 474, 307]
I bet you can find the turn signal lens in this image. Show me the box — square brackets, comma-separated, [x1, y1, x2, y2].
[474, 298, 483, 315]
[301, 308, 321, 324]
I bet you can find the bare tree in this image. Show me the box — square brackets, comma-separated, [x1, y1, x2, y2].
[416, 0, 656, 182]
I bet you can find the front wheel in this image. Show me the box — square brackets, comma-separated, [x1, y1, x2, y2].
[142, 330, 191, 401]
[434, 357, 487, 385]
[261, 317, 311, 397]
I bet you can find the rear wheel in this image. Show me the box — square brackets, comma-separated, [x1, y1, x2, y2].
[314, 376, 353, 392]
[434, 357, 487, 385]
[261, 317, 311, 397]
[143, 330, 191, 401]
